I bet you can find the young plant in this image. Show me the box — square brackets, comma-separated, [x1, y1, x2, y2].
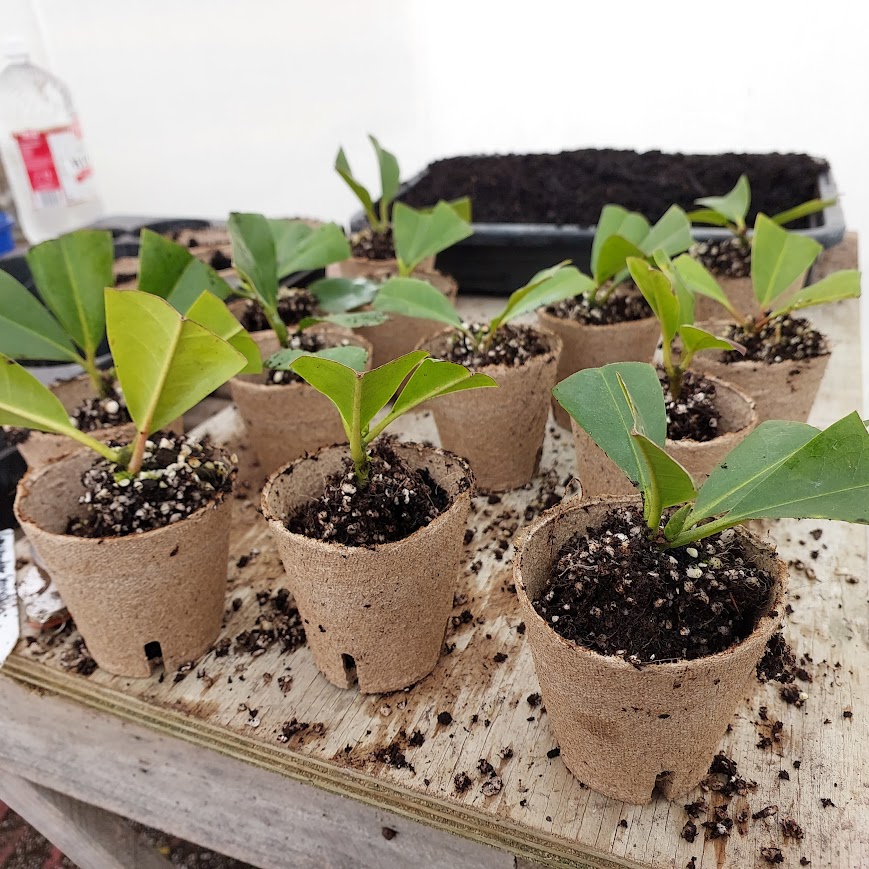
[289, 350, 496, 484]
[688, 174, 835, 241]
[627, 256, 742, 399]
[673, 215, 861, 330]
[0, 289, 249, 475]
[373, 261, 590, 351]
[553, 360, 869, 548]
[227, 212, 352, 347]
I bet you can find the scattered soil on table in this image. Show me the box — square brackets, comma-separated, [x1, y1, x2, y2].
[662, 370, 722, 443]
[285, 439, 453, 546]
[265, 331, 353, 385]
[236, 288, 318, 332]
[545, 283, 651, 326]
[692, 236, 751, 279]
[350, 226, 396, 260]
[437, 322, 550, 369]
[59, 636, 97, 675]
[67, 435, 236, 538]
[278, 718, 326, 745]
[533, 505, 775, 663]
[398, 150, 828, 226]
[722, 316, 828, 364]
[71, 379, 132, 432]
[756, 631, 797, 683]
[234, 588, 306, 656]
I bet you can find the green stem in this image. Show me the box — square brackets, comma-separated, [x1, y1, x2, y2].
[661, 341, 682, 401]
[664, 515, 740, 549]
[126, 428, 149, 476]
[263, 302, 289, 348]
[80, 353, 108, 398]
[597, 282, 617, 306]
[65, 426, 123, 465]
[349, 380, 369, 485]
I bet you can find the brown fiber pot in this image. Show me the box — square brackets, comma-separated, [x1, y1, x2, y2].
[262, 442, 473, 693]
[15, 375, 183, 472]
[14, 449, 235, 678]
[514, 495, 787, 804]
[422, 327, 562, 493]
[695, 321, 830, 424]
[693, 275, 758, 322]
[229, 327, 373, 477]
[537, 310, 659, 429]
[326, 255, 435, 280]
[571, 374, 756, 498]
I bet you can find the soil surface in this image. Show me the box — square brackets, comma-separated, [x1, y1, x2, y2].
[236, 288, 318, 332]
[350, 226, 395, 260]
[266, 332, 333, 385]
[545, 283, 651, 325]
[399, 150, 828, 226]
[72, 379, 132, 432]
[67, 435, 236, 538]
[286, 439, 451, 546]
[692, 236, 751, 278]
[532, 505, 774, 663]
[722, 315, 828, 364]
[437, 323, 550, 368]
[663, 370, 722, 442]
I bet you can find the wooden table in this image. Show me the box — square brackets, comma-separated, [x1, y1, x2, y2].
[1, 238, 866, 869]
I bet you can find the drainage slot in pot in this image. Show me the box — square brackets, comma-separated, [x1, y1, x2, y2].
[341, 653, 358, 685]
[144, 641, 163, 662]
[653, 770, 674, 799]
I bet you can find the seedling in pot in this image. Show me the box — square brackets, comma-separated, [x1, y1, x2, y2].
[289, 350, 496, 484]
[553, 360, 869, 548]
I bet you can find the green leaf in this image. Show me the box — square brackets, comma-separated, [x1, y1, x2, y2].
[418, 196, 473, 222]
[26, 229, 113, 359]
[288, 355, 360, 436]
[0, 355, 82, 434]
[308, 276, 382, 313]
[359, 351, 429, 429]
[593, 235, 645, 286]
[552, 362, 666, 498]
[770, 269, 862, 319]
[373, 277, 463, 329]
[392, 201, 472, 275]
[267, 345, 368, 373]
[628, 258, 680, 346]
[680, 325, 742, 357]
[297, 311, 388, 331]
[689, 420, 820, 523]
[632, 432, 697, 529]
[490, 263, 593, 333]
[640, 206, 693, 259]
[186, 291, 262, 375]
[695, 175, 751, 230]
[751, 214, 822, 306]
[105, 289, 246, 435]
[771, 198, 836, 227]
[672, 254, 738, 318]
[138, 229, 233, 313]
[370, 135, 400, 216]
[0, 270, 81, 362]
[686, 208, 732, 228]
[336, 147, 376, 226]
[591, 205, 649, 285]
[228, 212, 278, 308]
[270, 220, 350, 278]
[663, 502, 694, 541]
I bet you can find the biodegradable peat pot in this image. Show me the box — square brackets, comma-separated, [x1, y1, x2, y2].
[326, 255, 435, 280]
[422, 327, 562, 493]
[514, 495, 787, 804]
[262, 442, 473, 693]
[14, 449, 235, 678]
[537, 309, 660, 429]
[695, 321, 830, 424]
[229, 327, 373, 477]
[571, 375, 756, 499]
[15, 375, 182, 472]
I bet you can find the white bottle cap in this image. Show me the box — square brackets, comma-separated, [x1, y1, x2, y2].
[2, 37, 29, 62]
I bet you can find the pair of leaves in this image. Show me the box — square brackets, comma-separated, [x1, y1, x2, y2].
[393, 201, 473, 276]
[335, 135, 399, 231]
[290, 350, 497, 448]
[309, 276, 382, 313]
[266, 345, 369, 374]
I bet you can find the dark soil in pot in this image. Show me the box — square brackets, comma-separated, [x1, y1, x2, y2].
[662, 370, 721, 442]
[235, 288, 318, 332]
[532, 504, 774, 664]
[544, 284, 651, 326]
[692, 236, 751, 279]
[437, 322, 550, 368]
[350, 226, 395, 260]
[399, 150, 828, 226]
[721, 315, 828, 364]
[265, 332, 356, 386]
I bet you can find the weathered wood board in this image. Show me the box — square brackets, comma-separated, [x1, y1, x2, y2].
[3, 238, 867, 869]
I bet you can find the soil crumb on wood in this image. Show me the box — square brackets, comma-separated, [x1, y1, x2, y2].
[235, 588, 306, 656]
[277, 718, 325, 744]
[237, 288, 318, 332]
[286, 440, 451, 546]
[723, 316, 828, 364]
[437, 322, 551, 368]
[692, 236, 751, 279]
[545, 284, 651, 326]
[662, 370, 722, 443]
[350, 226, 395, 260]
[757, 631, 797, 683]
[67, 435, 236, 538]
[533, 506, 774, 663]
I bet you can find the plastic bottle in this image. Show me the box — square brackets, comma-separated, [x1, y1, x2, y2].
[0, 37, 102, 244]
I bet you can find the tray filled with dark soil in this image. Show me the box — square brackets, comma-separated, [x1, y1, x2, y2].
[361, 149, 843, 294]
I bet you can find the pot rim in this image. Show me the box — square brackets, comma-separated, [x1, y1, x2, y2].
[537, 307, 658, 332]
[514, 494, 786, 674]
[419, 324, 563, 376]
[14, 444, 236, 545]
[261, 440, 473, 554]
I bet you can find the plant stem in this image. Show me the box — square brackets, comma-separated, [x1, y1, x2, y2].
[664, 515, 740, 549]
[263, 302, 289, 348]
[126, 428, 149, 476]
[80, 353, 108, 398]
[349, 379, 369, 485]
[661, 341, 682, 401]
[66, 427, 123, 465]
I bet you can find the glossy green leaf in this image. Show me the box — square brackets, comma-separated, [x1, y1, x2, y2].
[370, 135, 400, 216]
[359, 351, 429, 429]
[288, 355, 360, 436]
[591, 205, 649, 280]
[680, 325, 742, 357]
[771, 198, 836, 227]
[373, 277, 463, 329]
[138, 229, 233, 312]
[672, 254, 739, 318]
[695, 175, 750, 229]
[185, 291, 261, 375]
[270, 220, 350, 277]
[490, 262, 593, 333]
[0, 270, 80, 362]
[308, 276, 382, 313]
[267, 345, 368, 373]
[663, 502, 694, 541]
[639, 206, 693, 259]
[686, 208, 731, 228]
[335, 147, 376, 226]
[229, 212, 278, 307]
[392, 201, 473, 275]
[751, 214, 822, 306]
[632, 432, 697, 529]
[770, 269, 861, 318]
[593, 235, 645, 286]
[628, 257, 680, 346]
[297, 311, 388, 331]
[26, 229, 113, 358]
[105, 289, 246, 435]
